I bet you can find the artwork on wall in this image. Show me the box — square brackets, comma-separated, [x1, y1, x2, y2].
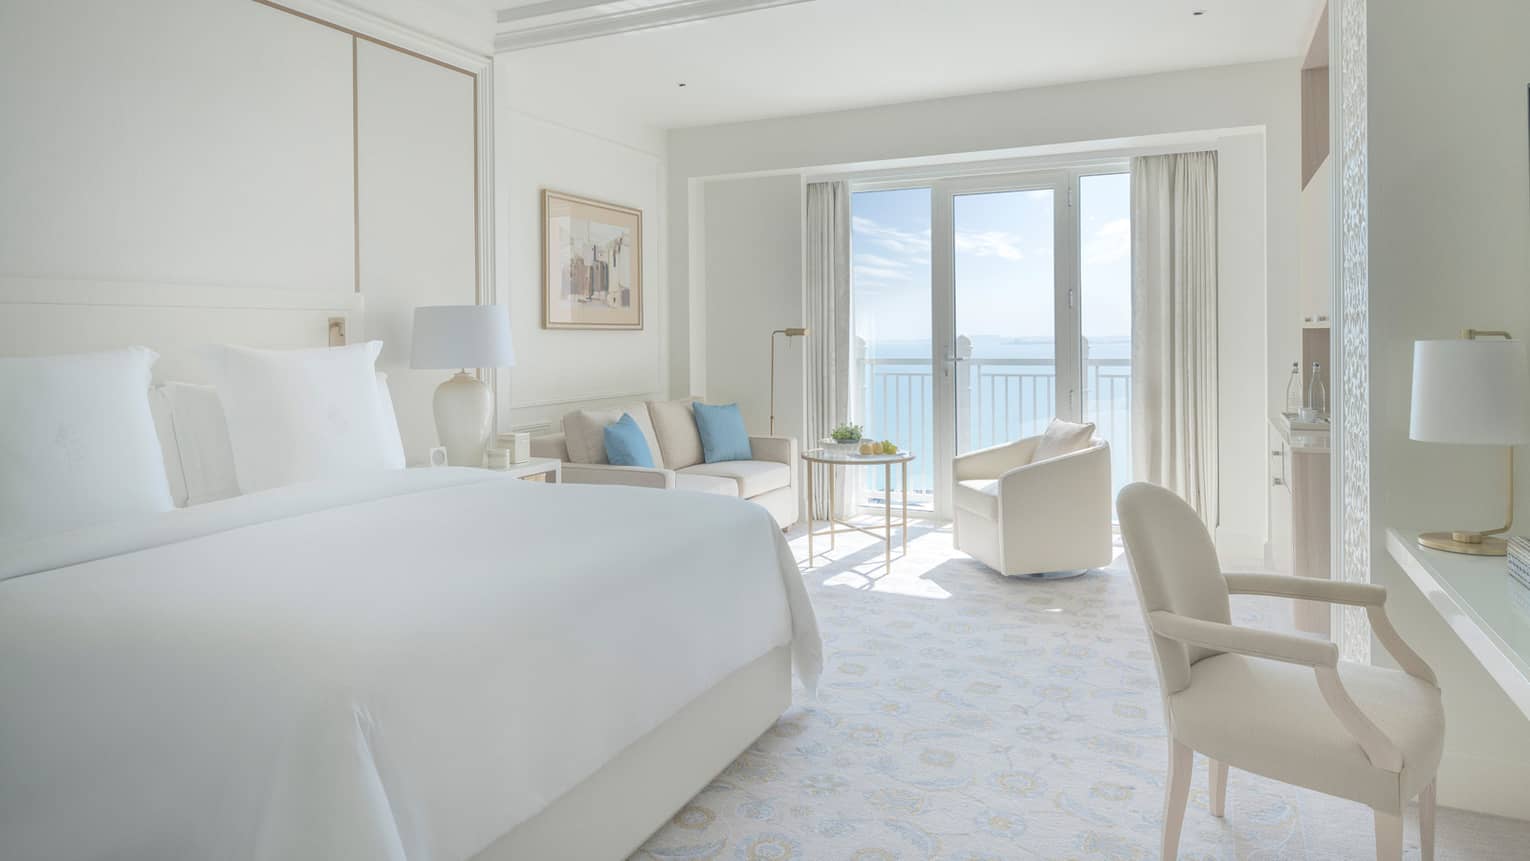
[542, 190, 643, 330]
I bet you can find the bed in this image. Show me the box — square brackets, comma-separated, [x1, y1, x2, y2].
[0, 283, 821, 860]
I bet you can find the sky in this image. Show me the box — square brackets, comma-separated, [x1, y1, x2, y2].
[851, 173, 1131, 351]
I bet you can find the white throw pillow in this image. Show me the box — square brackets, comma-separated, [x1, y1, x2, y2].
[160, 371, 406, 505]
[0, 348, 174, 541]
[1032, 418, 1096, 462]
[201, 342, 397, 493]
[647, 398, 704, 470]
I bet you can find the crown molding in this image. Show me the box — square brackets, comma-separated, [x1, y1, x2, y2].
[493, 0, 812, 52]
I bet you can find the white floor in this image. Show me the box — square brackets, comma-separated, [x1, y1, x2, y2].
[633, 521, 1530, 860]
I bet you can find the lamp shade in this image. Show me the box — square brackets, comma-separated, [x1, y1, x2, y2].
[410, 305, 515, 370]
[1410, 338, 1530, 444]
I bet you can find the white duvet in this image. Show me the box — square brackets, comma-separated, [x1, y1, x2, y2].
[0, 468, 820, 861]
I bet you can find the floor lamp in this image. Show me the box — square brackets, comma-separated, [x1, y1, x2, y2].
[769, 327, 809, 435]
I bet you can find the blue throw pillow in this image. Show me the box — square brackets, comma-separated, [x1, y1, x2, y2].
[603, 413, 654, 467]
[692, 402, 752, 463]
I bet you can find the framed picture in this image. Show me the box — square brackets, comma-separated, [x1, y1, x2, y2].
[542, 190, 643, 330]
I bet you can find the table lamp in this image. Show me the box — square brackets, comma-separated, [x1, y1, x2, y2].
[411, 304, 515, 468]
[1409, 330, 1530, 555]
[770, 327, 808, 435]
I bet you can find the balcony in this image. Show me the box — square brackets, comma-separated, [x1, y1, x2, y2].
[855, 355, 1131, 512]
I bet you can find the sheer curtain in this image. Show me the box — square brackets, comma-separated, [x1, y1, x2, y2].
[1130, 151, 1219, 526]
[804, 181, 851, 517]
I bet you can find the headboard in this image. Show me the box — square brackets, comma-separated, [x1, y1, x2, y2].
[0, 277, 364, 383]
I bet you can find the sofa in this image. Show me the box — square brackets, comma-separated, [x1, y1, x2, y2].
[952, 425, 1113, 578]
[529, 399, 799, 528]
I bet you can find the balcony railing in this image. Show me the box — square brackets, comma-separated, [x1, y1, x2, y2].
[856, 356, 1132, 510]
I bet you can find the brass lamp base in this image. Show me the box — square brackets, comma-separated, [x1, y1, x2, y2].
[1417, 531, 1508, 556]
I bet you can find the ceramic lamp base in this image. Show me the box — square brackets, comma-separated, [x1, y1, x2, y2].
[434, 371, 492, 468]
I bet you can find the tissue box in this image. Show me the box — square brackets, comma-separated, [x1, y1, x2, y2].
[497, 432, 531, 465]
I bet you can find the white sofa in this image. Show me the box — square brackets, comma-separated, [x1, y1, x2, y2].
[529, 399, 799, 528]
[952, 433, 1113, 578]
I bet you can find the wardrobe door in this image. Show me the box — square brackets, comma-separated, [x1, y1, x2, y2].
[356, 39, 477, 461]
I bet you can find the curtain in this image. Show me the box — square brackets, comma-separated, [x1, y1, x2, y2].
[804, 181, 851, 518]
[1130, 152, 1219, 527]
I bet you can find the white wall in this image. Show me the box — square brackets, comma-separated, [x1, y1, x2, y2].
[494, 63, 669, 433]
[0, 0, 355, 290]
[702, 176, 805, 444]
[1367, 0, 1530, 819]
[669, 61, 1300, 562]
[0, 0, 488, 465]
[357, 39, 478, 458]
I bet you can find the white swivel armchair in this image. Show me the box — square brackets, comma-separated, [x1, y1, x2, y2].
[951, 430, 1113, 578]
[1117, 481, 1443, 861]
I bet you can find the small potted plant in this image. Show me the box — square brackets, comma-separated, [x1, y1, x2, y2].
[823, 423, 864, 453]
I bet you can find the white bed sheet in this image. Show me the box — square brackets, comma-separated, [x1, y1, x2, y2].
[0, 468, 820, 861]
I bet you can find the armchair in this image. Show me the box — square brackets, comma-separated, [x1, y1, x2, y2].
[1118, 481, 1442, 860]
[951, 434, 1113, 577]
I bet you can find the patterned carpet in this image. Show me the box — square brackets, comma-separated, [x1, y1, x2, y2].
[633, 522, 1529, 860]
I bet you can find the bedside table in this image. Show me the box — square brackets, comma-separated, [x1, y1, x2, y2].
[484, 456, 561, 483]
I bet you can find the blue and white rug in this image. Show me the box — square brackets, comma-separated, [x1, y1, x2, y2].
[635, 524, 1527, 860]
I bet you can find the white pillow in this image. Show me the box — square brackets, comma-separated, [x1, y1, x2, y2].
[0, 348, 174, 541]
[160, 372, 403, 505]
[1032, 418, 1097, 462]
[201, 341, 398, 493]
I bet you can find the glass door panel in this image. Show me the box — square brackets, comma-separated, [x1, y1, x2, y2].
[952, 188, 1058, 455]
[850, 187, 934, 511]
[1078, 172, 1133, 515]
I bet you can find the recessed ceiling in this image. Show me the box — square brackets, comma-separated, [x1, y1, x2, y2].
[497, 0, 1324, 130]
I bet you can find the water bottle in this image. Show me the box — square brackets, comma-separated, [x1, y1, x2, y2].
[1284, 362, 1302, 415]
[1308, 361, 1327, 419]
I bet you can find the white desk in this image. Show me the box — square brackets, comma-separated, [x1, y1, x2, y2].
[1385, 528, 1530, 720]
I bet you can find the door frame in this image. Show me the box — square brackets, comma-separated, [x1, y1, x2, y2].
[849, 159, 1129, 519]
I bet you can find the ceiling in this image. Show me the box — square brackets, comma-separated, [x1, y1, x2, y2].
[495, 0, 1325, 130]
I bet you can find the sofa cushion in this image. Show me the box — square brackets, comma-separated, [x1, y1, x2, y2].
[674, 471, 739, 496]
[648, 398, 704, 469]
[692, 402, 753, 463]
[603, 413, 655, 467]
[679, 460, 790, 499]
[954, 478, 999, 520]
[563, 403, 663, 467]
[1032, 418, 1096, 462]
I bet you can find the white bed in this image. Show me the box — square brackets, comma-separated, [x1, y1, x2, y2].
[0, 284, 822, 860]
[0, 468, 820, 860]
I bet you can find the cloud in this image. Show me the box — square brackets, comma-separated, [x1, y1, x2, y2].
[853, 265, 910, 281]
[853, 216, 931, 259]
[1083, 218, 1131, 266]
[855, 253, 912, 270]
[955, 230, 1025, 261]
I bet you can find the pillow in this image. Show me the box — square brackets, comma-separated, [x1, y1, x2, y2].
[647, 398, 704, 469]
[603, 413, 655, 467]
[161, 382, 240, 506]
[692, 402, 752, 463]
[0, 348, 173, 541]
[159, 371, 403, 505]
[563, 403, 664, 467]
[201, 341, 397, 493]
[1032, 418, 1096, 462]
[148, 385, 189, 507]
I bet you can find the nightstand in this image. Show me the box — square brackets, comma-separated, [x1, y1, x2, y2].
[484, 456, 561, 483]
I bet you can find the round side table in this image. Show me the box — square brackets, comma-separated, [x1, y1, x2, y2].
[800, 448, 915, 570]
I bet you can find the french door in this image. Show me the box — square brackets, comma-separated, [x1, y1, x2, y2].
[850, 166, 1131, 518]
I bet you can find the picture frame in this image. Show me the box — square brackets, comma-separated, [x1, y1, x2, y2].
[542, 190, 643, 330]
